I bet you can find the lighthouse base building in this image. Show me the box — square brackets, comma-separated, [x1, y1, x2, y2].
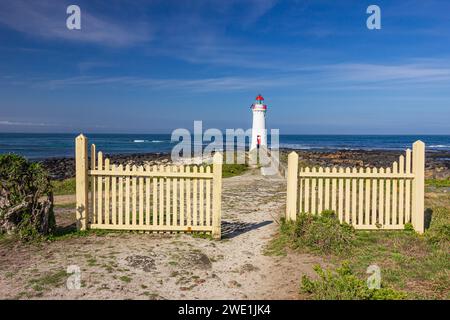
[250, 94, 268, 151]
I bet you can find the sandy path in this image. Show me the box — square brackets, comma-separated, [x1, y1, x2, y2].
[0, 169, 321, 299]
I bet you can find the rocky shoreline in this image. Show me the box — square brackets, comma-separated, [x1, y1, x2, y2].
[38, 149, 450, 180]
[282, 148, 450, 179]
[39, 152, 171, 180]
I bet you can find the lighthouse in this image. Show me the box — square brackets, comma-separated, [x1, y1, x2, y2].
[250, 94, 268, 151]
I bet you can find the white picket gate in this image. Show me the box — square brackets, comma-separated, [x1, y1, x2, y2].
[75, 134, 222, 239]
[286, 141, 425, 233]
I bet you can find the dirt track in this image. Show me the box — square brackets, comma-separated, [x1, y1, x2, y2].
[0, 169, 323, 299]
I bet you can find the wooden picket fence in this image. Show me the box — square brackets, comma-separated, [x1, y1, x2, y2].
[75, 134, 222, 239]
[286, 141, 425, 233]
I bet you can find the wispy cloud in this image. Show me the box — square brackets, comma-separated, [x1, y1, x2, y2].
[0, 1, 152, 47]
[26, 59, 450, 92]
[0, 120, 60, 127]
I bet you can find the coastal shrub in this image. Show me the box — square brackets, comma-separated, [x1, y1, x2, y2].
[301, 263, 407, 300]
[281, 210, 355, 255]
[0, 154, 55, 240]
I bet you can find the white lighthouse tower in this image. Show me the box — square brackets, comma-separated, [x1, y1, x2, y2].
[250, 94, 268, 151]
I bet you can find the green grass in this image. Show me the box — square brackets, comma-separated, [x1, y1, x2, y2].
[119, 275, 132, 283]
[301, 263, 407, 300]
[267, 210, 356, 256]
[222, 163, 249, 178]
[28, 270, 67, 292]
[54, 202, 76, 208]
[426, 178, 450, 188]
[268, 193, 450, 299]
[51, 178, 76, 195]
[46, 228, 115, 241]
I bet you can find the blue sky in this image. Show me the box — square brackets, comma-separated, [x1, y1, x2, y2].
[0, 0, 449, 134]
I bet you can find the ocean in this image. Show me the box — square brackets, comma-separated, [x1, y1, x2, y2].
[0, 133, 449, 160]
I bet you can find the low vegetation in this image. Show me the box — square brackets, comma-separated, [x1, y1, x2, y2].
[51, 178, 76, 195]
[269, 190, 450, 299]
[267, 210, 355, 256]
[426, 178, 450, 188]
[222, 163, 249, 178]
[301, 263, 407, 300]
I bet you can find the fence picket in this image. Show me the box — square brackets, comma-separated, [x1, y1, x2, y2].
[399, 156, 405, 225]
[91, 144, 96, 224]
[351, 168, 357, 224]
[311, 168, 317, 214]
[379, 168, 385, 226]
[298, 168, 303, 213]
[206, 166, 211, 226]
[172, 166, 178, 226]
[139, 166, 144, 226]
[97, 152, 103, 224]
[304, 167, 310, 213]
[338, 168, 344, 221]
[118, 165, 124, 226]
[104, 158, 110, 225]
[324, 168, 330, 211]
[199, 166, 205, 225]
[159, 165, 164, 226]
[193, 166, 198, 226]
[165, 166, 171, 226]
[331, 168, 337, 212]
[125, 164, 130, 226]
[345, 168, 351, 223]
[132, 165, 137, 225]
[186, 166, 192, 227]
[145, 165, 151, 225]
[179, 166, 185, 226]
[392, 162, 398, 225]
[405, 149, 412, 223]
[318, 167, 323, 214]
[365, 168, 371, 226]
[152, 165, 158, 226]
[111, 164, 117, 225]
[385, 167, 391, 226]
[371, 168, 378, 225]
[358, 168, 364, 226]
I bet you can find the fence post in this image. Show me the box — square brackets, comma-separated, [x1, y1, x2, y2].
[412, 140, 425, 234]
[286, 152, 299, 221]
[212, 152, 223, 239]
[75, 134, 89, 231]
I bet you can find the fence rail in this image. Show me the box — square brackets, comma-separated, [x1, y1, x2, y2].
[75, 134, 222, 239]
[286, 141, 425, 233]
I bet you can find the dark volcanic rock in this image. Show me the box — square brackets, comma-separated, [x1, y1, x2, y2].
[281, 149, 450, 179]
[37, 152, 171, 180]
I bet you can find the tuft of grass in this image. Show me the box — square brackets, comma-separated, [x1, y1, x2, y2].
[301, 263, 407, 300]
[119, 275, 132, 283]
[273, 210, 355, 255]
[51, 178, 76, 195]
[190, 232, 213, 240]
[425, 206, 450, 247]
[222, 163, 249, 178]
[29, 270, 67, 292]
[54, 202, 76, 209]
[426, 178, 450, 188]
[46, 228, 116, 241]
